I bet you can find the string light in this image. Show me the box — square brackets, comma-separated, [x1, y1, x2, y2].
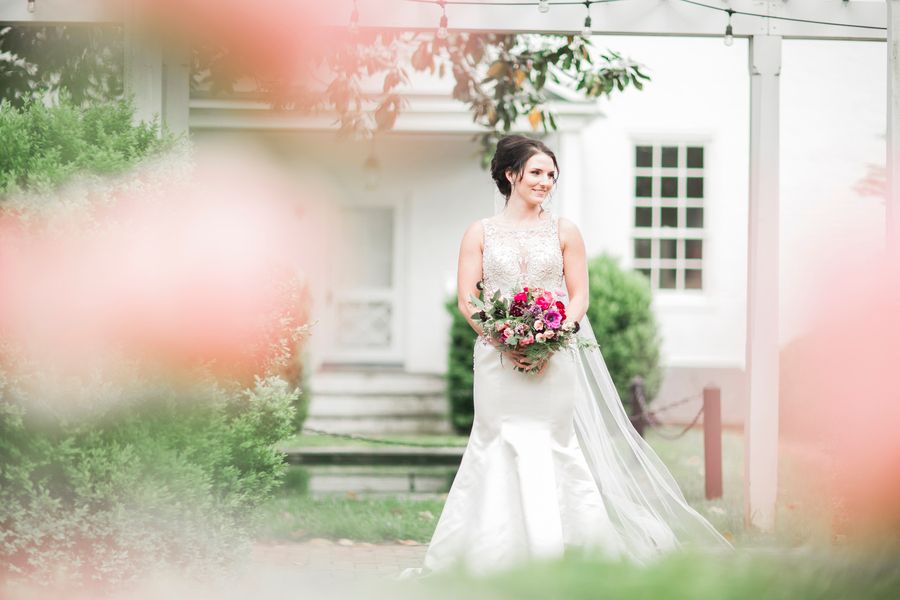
[581, 1, 592, 37]
[27, 0, 35, 14]
[436, 0, 449, 40]
[724, 8, 733, 46]
[349, 0, 359, 35]
[401, 0, 885, 34]
[538, 0, 550, 13]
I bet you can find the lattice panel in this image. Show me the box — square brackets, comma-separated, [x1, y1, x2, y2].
[335, 301, 393, 349]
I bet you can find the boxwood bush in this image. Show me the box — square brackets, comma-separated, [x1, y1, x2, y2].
[585, 254, 663, 409]
[445, 295, 479, 434]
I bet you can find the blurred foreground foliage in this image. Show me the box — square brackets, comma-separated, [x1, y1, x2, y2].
[0, 96, 309, 587]
[402, 546, 900, 600]
[0, 376, 296, 586]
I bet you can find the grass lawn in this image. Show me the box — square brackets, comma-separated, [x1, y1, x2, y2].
[386, 546, 900, 600]
[258, 428, 836, 548]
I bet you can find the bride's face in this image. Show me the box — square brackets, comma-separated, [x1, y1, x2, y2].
[506, 152, 557, 208]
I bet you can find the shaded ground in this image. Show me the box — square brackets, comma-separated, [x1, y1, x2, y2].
[250, 539, 426, 579]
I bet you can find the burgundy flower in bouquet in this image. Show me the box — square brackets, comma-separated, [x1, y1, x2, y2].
[469, 285, 598, 374]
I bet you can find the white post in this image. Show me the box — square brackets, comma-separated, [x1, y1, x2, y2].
[124, 28, 190, 137]
[162, 44, 191, 137]
[555, 130, 585, 226]
[888, 2, 900, 258]
[744, 33, 782, 532]
[124, 27, 163, 129]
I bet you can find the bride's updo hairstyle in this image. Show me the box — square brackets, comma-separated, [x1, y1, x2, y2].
[490, 134, 560, 206]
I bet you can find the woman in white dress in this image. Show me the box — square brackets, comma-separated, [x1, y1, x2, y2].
[404, 134, 733, 578]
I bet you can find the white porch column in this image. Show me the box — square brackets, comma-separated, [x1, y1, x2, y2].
[554, 130, 585, 226]
[124, 30, 190, 136]
[162, 44, 191, 137]
[888, 2, 900, 257]
[124, 28, 163, 128]
[744, 33, 782, 532]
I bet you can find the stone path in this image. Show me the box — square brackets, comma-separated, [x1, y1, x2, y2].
[250, 539, 427, 579]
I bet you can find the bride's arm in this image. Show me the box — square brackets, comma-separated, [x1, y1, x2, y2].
[559, 217, 589, 323]
[456, 220, 488, 336]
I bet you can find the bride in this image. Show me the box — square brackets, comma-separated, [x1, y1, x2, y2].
[403, 134, 733, 578]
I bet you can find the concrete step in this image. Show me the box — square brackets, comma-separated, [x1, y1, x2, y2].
[303, 415, 452, 435]
[306, 394, 447, 418]
[306, 369, 452, 435]
[295, 465, 459, 497]
[310, 370, 446, 396]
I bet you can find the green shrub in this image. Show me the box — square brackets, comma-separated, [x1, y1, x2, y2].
[0, 96, 170, 196]
[0, 376, 297, 586]
[0, 96, 308, 587]
[585, 254, 663, 409]
[445, 295, 479, 434]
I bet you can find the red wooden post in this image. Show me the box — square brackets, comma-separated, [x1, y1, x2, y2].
[703, 385, 723, 500]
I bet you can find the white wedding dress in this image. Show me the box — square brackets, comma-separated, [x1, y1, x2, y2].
[402, 211, 733, 578]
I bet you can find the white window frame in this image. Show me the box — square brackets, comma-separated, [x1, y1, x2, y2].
[631, 140, 707, 293]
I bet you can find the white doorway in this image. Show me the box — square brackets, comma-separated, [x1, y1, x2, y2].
[323, 201, 404, 365]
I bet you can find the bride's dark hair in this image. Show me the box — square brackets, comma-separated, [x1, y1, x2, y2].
[490, 134, 560, 205]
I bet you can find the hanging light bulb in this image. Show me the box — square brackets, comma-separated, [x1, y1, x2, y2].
[581, 1, 592, 37]
[581, 16, 592, 37]
[436, 1, 449, 40]
[27, 0, 35, 13]
[724, 9, 734, 47]
[363, 151, 380, 191]
[349, 0, 359, 35]
[538, 0, 550, 13]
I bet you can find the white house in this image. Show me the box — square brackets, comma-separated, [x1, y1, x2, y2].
[188, 34, 885, 432]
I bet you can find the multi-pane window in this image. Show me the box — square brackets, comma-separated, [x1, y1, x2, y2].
[632, 143, 705, 290]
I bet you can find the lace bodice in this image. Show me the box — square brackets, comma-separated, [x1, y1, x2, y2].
[481, 212, 565, 299]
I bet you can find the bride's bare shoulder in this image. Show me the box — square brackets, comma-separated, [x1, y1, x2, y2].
[460, 218, 487, 249]
[557, 216, 584, 249]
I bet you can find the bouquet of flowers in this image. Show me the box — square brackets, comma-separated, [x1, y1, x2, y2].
[469, 285, 599, 374]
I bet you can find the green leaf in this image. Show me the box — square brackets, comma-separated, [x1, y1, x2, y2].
[470, 295, 485, 309]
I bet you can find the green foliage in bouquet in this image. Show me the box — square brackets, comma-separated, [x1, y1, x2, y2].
[445, 295, 479, 434]
[469, 286, 597, 373]
[585, 254, 663, 410]
[0, 95, 171, 196]
[0, 376, 297, 586]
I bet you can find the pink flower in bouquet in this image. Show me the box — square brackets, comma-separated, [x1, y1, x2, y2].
[535, 296, 551, 310]
[513, 291, 528, 303]
[535, 332, 546, 342]
[521, 333, 535, 346]
[545, 311, 562, 329]
[544, 330, 556, 340]
[495, 321, 508, 332]
[554, 288, 566, 298]
[514, 323, 527, 335]
[534, 320, 544, 331]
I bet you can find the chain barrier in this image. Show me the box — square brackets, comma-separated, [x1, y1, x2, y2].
[299, 427, 467, 448]
[301, 388, 707, 448]
[629, 390, 706, 441]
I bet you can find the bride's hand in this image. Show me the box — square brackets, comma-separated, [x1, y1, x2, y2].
[503, 348, 534, 370]
[521, 354, 549, 374]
